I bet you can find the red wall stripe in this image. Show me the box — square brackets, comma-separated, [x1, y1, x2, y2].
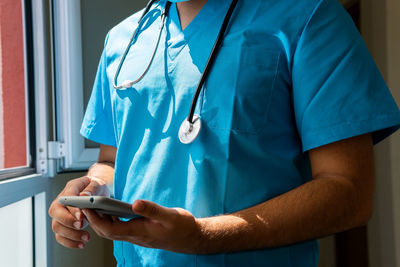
[0, 0, 28, 168]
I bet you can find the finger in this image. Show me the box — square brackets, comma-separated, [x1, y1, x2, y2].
[52, 220, 90, 242]
[97, 211, 106, 219]
[60, 176, 92, 221]
[66, 206, 84, 222]
[63, 177, 91, 196]
[49, 198, 83, 231]
[83, 209, 135, 240]
[96, 212, 114, 222]
[49, 202, 81, 229]
[55, 234, 86, 249]
[83, 209, 114, 227]
[80, 179, 109, 197]
[82, 209, 110, 238]
[82, 209, 104, 226]
[132, 200, 172, 223]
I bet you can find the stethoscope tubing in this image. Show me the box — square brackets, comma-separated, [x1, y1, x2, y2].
[113, 0, 239, 143]
[113, 0, 170, 89]
[187, 0, 238, 124]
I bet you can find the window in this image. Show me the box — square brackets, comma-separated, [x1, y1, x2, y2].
[53, 0, 146, 171]
[0, 0, 50, 266]
[0, 0, 30, 174]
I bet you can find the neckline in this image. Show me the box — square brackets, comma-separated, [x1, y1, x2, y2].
[165, 0, 232, 61]
[174, 1, 209, 33]
[168, 0, 228, 45]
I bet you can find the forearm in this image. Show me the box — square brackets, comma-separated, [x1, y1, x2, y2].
[196, 175, 373, 254]
[86, 144, 117, 188]
[79, 136, 374, 255]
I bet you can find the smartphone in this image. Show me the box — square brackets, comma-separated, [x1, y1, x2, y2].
[58, 196, 141, 219]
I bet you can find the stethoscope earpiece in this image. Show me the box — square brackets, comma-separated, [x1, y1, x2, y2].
[113, 2, 170, 90]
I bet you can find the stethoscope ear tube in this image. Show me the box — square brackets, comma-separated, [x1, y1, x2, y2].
[186, 0, 239, 124]
[112, 0, 238, 144]
[113, 0, 171, 90]
[139, 0, 159, 22]
[179, 0, 238, 144]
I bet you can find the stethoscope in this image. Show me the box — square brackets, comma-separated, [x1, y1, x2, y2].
[113, 0, 238, 144]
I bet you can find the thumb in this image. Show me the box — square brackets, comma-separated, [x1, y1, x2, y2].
[80, 177, 110, 197]
[132, 200, 171, 222]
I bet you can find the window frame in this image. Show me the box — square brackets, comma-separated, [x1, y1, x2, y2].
[0, 0, 32, 172]
[52, 0, 99, 172]
[51, 0, 149, 173]
[0, 166, 36, 182]
[0, 174, 50, 267]
[0, 0, 52, 266]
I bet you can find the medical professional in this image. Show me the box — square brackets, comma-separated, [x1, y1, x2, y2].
[49, 0, 400, 266]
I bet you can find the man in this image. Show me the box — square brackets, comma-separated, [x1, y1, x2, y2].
[49, 0, 400, 266]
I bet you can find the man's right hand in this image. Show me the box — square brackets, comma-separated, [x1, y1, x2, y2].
[48, 176, 110, 249]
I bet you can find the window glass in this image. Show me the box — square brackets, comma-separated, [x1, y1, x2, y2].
[0, 0, 29, 170]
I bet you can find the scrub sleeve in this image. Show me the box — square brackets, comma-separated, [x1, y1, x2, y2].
[80, 40, 117, 148]
[292, 0, 400, 151]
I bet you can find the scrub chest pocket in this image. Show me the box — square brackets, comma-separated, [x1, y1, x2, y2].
[201, 45, 280, 134]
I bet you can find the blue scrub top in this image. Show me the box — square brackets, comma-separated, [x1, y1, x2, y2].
[81, 0, 400, 266]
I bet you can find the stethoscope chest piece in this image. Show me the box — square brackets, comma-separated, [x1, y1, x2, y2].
[178, 115, 201, 144]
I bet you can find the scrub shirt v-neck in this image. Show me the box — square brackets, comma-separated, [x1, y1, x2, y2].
[167, 1, 230, 68]
[81, 0, 400, 266]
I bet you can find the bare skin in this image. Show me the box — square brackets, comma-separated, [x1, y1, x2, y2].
[49, 0, 374, 254]
[48, 145, 116, 249]
[49, 134, 374, 253]
[176, 0, 208, 30]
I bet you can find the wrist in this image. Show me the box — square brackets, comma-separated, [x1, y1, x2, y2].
[86, 162, 115, 197]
